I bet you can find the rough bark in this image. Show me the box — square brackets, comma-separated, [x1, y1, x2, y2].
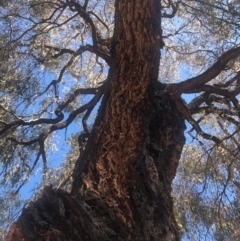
[6, 0, 186, 240]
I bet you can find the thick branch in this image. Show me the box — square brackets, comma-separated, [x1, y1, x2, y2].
[58, 86, 102, 110]
[0, 112, 64, 136]
[1, 86, 101, 138]
[169, 46, 240, 96]
[186, 85, 240, 113]
[7, 90, 103, 147]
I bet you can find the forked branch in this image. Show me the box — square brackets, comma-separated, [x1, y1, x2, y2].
[169, 46, 240, 96]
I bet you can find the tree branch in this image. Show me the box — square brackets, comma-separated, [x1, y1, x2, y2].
[0, 111, 64, 136]
[175, 97, 221, 144]
[6, 89, 104, 148]
[0, 86, 101, 137]
[46, 44, 111, 65]
[65, 1, 112, 64]
[82, 105, 94, 134]
[162, 0, 179, 19]
[88, 11, 109, 33]
[169, 46, 240, 96]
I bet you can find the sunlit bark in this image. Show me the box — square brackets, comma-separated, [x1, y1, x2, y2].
[5, 0, 186, 240]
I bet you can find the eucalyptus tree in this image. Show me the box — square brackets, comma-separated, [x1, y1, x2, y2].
[1, 0, 240, 240]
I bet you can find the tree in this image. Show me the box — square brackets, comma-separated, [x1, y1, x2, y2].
[1, 0, 240, 240]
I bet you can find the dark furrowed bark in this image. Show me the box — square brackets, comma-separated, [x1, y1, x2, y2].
[6, 92, 185, 241]
[72, 0, 162, 199]
[6, 1, 186, 240]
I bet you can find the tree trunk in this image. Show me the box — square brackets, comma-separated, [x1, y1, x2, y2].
[6, 0, 186, 240]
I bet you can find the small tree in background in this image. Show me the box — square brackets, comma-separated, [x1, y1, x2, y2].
[0, 0, 240, 240]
